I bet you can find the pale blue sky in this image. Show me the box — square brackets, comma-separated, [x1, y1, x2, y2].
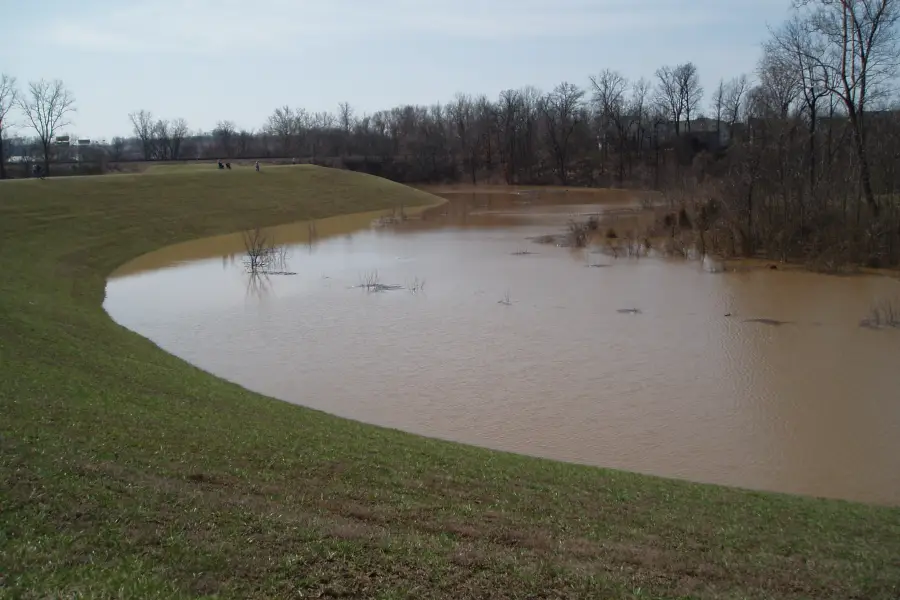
[2, 0, 790, 140]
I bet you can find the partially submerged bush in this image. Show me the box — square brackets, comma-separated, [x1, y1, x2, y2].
[567, 220, 591, 248]
[242, 227, 294, 275]
[860, 298, 900, 329]
[242, 227, 276, 273]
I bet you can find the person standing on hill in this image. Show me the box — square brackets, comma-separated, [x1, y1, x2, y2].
[255, 161, 260, 172]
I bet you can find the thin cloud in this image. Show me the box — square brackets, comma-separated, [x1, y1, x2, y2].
[41, 0, 745, 54]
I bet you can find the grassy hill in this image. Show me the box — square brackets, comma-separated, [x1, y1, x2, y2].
[1, 165, 898, 599]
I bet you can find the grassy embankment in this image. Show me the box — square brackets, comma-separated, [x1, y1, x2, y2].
[1, 165, 898, 599]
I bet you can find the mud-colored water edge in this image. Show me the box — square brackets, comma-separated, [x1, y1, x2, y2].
[110, 197, 448, 280]
[566, 204, 900, 279]
[417, 183, 662, 198]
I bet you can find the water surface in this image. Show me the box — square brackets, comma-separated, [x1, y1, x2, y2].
[105, 189, 900, 505]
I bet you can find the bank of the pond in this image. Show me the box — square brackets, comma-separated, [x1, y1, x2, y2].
[0, 165, 898, 599]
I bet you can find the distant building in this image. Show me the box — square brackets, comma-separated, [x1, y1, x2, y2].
[653, 118, 730, 150]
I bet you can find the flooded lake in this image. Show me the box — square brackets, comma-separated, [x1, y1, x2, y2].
[105, 188, 900, 505]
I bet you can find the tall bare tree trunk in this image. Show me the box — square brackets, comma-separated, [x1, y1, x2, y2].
[848, 107, 879, 217]
[0, 135, 6, 179]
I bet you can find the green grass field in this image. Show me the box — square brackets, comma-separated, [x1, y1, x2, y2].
[1, 165, 898, 599]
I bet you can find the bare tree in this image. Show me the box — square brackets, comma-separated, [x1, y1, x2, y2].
[497, 88, 528, 182]
[338, 102, 355, 133]
[794, 0, 900, 216]
[237, 129, 254, 158]
[676, 62, 704, 130]
[590, 69, 629, 181]
[110, 136, 126, 161]
[128, 110, 155, 161]
[170, 118, 189, 160]
[265, 105, 302, 156]
[654, 63, 703, 134]
[540, 82, 585, 184]
[310, 112, 335, 159]
[449, 93, 481, 183]
[338, 101, 355, 155]
[213, 120, 237, 158]
[655, 65, 684, 134]
[711, 79, 727, 133]
[0, 73, 18, 179]
[724, 75, 751, 136]
[629, 78, 652, 153]
[314, 111, 335, 130]
[769, 16, 833, 191]
[18, 79, 76, 175]
[473, 95, 497, 170]
[757, 47, 801, 117]
[152, 119, 170, 160]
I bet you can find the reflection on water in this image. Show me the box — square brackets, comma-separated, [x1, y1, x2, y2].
[105, 189, 900, 505]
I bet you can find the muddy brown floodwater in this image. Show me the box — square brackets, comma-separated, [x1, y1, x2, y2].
[105, 189, 900, 505]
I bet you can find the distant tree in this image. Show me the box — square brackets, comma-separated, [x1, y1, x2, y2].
[0, 73, 18, 179]
[265, 106, 302, 156]
[540, 82, 585, 184]
[474, 94, 498, 169]
[711, 79, 727, 131]
[655, 65, 684, 134]
[170, 118, 189, 160]
[152, 119, 170, 160]
[338, 101, 355, 155]
[449, 93, 480, 183]
[768, 14, 833, 191]
[629, 77, 652, 153]
[237, 129, 254, 158]
[213, 120, 237, 157]
[309, 112, 334, 159]
[724, 75, 750, 136]
[17, 79, 76, 175]
[590, 69, 629, 179]
[128, 110, 154, 161]
[110, 136, 126, 161]
[675, 62, 704, 130]
[791, 0, 900, 216]
[757, 48, 800, 118]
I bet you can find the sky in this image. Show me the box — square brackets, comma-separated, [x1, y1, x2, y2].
[1, 0, 793, 140]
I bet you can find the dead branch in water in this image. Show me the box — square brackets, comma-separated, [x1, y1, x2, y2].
[357, 270, 403, 293]
[744, 318, 790, 326]
[408, 276, 426, 294]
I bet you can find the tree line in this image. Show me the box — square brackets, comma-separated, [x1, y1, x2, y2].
[2, 0, 899, 267]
